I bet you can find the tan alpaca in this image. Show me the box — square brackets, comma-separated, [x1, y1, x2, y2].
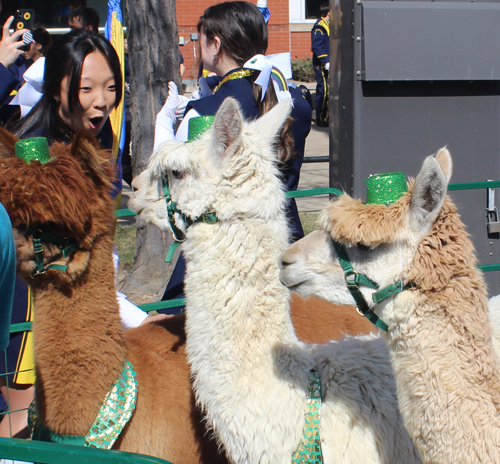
[0, 127, 373, 463]
[280, 148, 500, 463]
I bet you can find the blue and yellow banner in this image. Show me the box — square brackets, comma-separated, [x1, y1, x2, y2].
[105, 0, 126, 204]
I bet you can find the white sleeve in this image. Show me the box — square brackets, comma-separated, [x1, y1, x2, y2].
[174, 108, 201, 142]
[112, 245, 148, 328]
[117, 291, 148, 329]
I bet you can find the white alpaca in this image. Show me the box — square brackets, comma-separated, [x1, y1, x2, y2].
[280, 148, 500, 463]
[130, 98, 421, 464]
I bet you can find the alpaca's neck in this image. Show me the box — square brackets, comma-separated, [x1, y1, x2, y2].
[184, 217, 310, 463]
[184, 217, 296, 360]
[385, 283, 500, 462]
[33, 235, 127, 436]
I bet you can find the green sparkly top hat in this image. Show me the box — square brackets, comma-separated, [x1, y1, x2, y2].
[365, 171, 407, 205]
[15, 137, 53, 165]
[188, 115, 215, 142]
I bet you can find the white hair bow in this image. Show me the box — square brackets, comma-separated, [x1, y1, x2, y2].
[243, 52, 293, 101]
[243, 54, 272, 101]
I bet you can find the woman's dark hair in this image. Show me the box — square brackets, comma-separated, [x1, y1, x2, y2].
[197, 1, 295, 162]
[12, 30, 122, 141]
[197, 1, 268, 68]
[32, 23, 52, 56]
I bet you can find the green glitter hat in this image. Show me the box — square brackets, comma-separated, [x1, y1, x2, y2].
[15, 137, 52, 165]
[188, 116, 215, 142]
[365, 171, 407, 205]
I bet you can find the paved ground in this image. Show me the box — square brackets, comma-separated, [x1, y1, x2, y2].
[297, 124, 330, 213]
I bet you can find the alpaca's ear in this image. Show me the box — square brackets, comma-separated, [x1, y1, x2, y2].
[409, 148, 451, 233]
[434, 147, 453, 183]
[0, 127, 19, 158]
[211, 97, 243, 162]
[251, 98, 292, 152]
[71, 130, 114, 188]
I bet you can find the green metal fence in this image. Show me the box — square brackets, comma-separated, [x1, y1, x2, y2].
[0, 437, 174, 463]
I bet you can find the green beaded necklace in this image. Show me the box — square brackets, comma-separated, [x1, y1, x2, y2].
[29, 361, 138, 449]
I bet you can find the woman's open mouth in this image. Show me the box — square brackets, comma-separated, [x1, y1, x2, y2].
[89, 116, 104, 130]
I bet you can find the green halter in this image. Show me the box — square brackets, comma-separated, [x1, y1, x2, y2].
[160, 115, 219, 262]
[29, 228, 79, 277]
[161, 173, 219, 263]
[332, 240, 415, 332]
[330, 170, 413, 331]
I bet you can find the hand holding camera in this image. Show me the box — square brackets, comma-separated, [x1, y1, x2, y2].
[0, 16, 30, 68]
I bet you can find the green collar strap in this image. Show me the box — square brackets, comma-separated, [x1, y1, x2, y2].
[161, 174, 219, 263]
[372, 281, 415, 304]
[29, 228, 79, 277]
[332, 240, 415, 332]
[292, 368, 324, 463]
[29, 361, 138, 449]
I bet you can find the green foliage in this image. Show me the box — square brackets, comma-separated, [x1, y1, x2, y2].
[299, 212, 319, 236]
[115, 224, 136, 271]
[292, 58, 315, 83]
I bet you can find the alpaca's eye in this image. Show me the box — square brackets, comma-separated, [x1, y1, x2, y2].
[171, 170, 184, 180]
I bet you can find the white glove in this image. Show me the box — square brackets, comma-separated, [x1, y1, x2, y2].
[175, 94, 190, 121]
[154, 81, 179, 151]
[325, 62, 330, 71]
[175, 77, 214, 121]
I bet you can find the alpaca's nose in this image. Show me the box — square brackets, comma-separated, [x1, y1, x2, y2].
[279, 249, 299, 270]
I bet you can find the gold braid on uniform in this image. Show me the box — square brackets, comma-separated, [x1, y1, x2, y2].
[213, 70, 254, 94]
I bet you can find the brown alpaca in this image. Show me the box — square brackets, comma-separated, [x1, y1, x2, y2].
[0, 128, 371, 462]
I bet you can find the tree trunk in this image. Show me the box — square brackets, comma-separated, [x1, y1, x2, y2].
[121, 0, 182, 302]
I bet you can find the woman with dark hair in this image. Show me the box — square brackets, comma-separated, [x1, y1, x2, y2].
[13, 29, 122, 145]
[155, 1, 312, 305]
[23, 23, 52, 63]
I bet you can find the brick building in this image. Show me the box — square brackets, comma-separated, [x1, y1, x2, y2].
[178, 0, 323, 81]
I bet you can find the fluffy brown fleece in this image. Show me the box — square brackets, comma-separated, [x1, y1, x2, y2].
[0, 131, 114, 248]
[317, 190, 412, 247]
[290, 294, 375, 341]
[391, 194, 500, 463]
[0, 126, 373, 462]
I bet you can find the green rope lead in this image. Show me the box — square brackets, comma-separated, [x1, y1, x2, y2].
[165, 241, 181, 263]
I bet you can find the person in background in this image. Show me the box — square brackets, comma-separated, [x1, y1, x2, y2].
[68, 6, 100, 33]
[22, 23, 51, 65]
[311, 2, 330, 127]
[1, 23, 52, 123]
[0, 203, 23, 440]
[0, 203, 15, 352]
[179, 51, 185, 78]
